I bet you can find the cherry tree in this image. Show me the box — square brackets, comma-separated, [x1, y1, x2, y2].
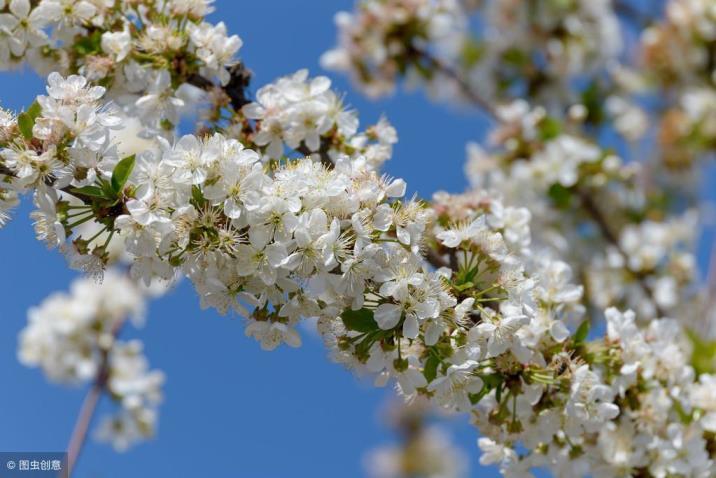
[3, 0, 716, 476]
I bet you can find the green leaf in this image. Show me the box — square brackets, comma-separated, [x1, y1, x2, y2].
[70, 185, 109, 199]
[96, 177, 116, 199]
[73, 30, 103, 56]
[581, 81, 605, 125]
[687, 328, 716, 376]
[470, 386, 491, 405]
[574, 319, 590, 345]
[502, 47, 528, 67]
[548, 183, 572, 210]
[539, 117, 562, 141]
[423, 355, 440, 382]
[17, 112, 34, 139]
[27, 101, 42, 121]
[460, 38, 485, 69]
[111, 155, 136, 194]
[341, 308, 380, 333]
[454, 281, 475, 292]
[191, 185, 207, 208]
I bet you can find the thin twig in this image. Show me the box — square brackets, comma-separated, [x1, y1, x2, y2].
[575, 187, 666, 318]
[295, 141, 335, 168]
[66, 381, 104, 476]
[414, 48, 498, 120]
[66, 320, 124, 476]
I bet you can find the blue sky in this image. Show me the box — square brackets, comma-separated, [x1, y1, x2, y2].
[0, 1, 491, 477]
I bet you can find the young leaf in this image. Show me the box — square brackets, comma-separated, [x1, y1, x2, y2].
[73, 30, 103, 56]
[686, 328, 716, 375]
[548, 183, 572, 210]
[423, 354, 440, 382]
[574, 319, 590, 345]
[191, 185, 207, 208]
[539, 117, 562, 141]
[17, 112, 34, 139]
[27, 101, 42, 121]
[341, 308, 379, 333]
[111, 155, 136, 194]
[70, 185, 109, 200]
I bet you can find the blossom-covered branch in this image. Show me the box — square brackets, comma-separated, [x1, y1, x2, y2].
[19, 270, 164, 458]
[4, 1, 716, 476]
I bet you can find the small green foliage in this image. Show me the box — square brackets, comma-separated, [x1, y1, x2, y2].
[538, 117, 562, 141]
[581, 81, 605, 125]
[341, 308, 380, 333]
[460, 38, 485, 69]
[574, 319, 590, 345]
[111, 155, 136, 195]
[502, 47, 528, 67]
[687, 328, 716, 376]
[17, 101, 42, 140]
[73, 30, 103, 56]
[70, 185, 110, 200]
[191, 185, 208, 208]
[423, 354, 440, 382]
[26, 101, 42, 120]
[547, 183, 572, 210]
[471, 373, 503, 405]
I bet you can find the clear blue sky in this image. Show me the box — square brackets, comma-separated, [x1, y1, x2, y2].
[0, 1, 493, 477]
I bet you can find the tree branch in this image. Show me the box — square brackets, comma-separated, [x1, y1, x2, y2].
[575, 187, 666, 318]
[295, 141, 335, 168]
[413, 48, 498, 120]
[66, 319, 124, 477]
[187, 63, 252, 112]
[66, 379, 104, 476]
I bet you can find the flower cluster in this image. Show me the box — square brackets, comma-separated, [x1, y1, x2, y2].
[321, 0, 470, 99]
[463, 100, 699, 320]
[0, 0, 241, 134]
[0, 72, 124, 275]
[323, 0, 621, 104]
[474, 0, 622, 102]
[641, 0, 716, 168]
[0, 71, 412, 350]
[240, 69, 398, 169]
[19, 270, 164, 451]
[641, 0, 716, 89]
[477, 308, 715, 477]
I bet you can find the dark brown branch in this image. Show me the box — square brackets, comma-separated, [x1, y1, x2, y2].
[295, 140, 335, 168]
[187, 62, 253, 112]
